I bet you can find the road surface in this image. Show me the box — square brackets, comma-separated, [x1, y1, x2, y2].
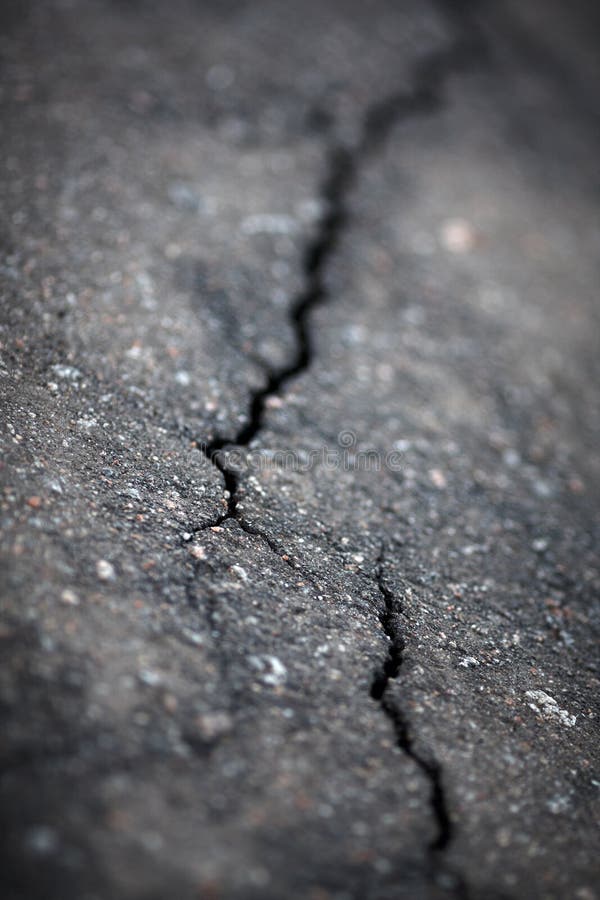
[1, 1, 599, 898]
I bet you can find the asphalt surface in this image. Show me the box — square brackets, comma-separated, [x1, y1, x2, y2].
[1, 1, 599, 899]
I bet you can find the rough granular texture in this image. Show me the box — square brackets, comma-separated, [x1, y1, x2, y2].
[1, 1, 599, 898]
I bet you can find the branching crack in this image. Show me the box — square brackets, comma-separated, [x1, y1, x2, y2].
[371, 547, 452, 853]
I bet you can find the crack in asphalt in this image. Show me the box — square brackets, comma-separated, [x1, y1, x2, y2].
[371, 547, 452, 853]
[188, 4, 485, 887]
[194, 25, 484, 536]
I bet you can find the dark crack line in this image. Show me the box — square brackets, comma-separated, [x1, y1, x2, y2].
[194, 27, 486, 543]
[370, 546, 452, 854]
[187, 7, 486, 886]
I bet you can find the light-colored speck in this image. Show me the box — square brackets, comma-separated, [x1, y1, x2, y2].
[96, 559, 116, 581]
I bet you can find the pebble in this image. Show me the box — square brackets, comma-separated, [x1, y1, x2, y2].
[547, 794, 571, 814]
[139, 669, 162, 687]
[182, 628, 204, 646]
[96, 559, 116, 581]
[249, 654, 287, 686]
[458, 656, 480, 668]
[525, 690, 576, 727]
[429, 468, 447, 489]
[51, 364, 82, 381]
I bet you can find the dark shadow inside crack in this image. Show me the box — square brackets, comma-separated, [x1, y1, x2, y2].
[370, 548, 453, 854]
[186, 1, 489, 885]
[195, 20, 487, 537]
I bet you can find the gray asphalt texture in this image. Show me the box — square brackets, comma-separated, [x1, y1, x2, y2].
[1, 1, 599, 898]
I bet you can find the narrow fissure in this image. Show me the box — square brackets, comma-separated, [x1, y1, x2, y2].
[370, 548, 452, 853]
[188, 3, 485, 880]
[196, 27, 485, 535]
[196, 144, 354, 528]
